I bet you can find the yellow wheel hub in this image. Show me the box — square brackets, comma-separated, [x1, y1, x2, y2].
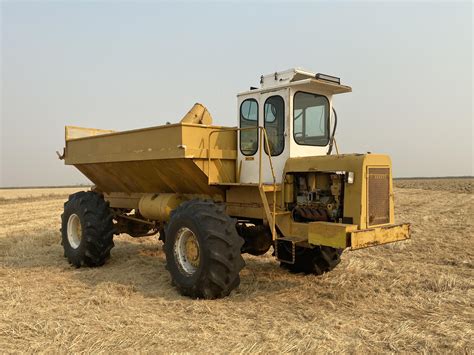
[174, 227, 201, 275]
[185, 238, 200, 266]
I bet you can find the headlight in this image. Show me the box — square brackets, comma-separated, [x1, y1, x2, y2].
[346, 172, 355, 184]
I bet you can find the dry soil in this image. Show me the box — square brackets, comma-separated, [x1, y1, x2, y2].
[0, 179, 472, 352]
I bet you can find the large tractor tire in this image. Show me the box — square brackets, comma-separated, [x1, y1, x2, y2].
[281, 245, 343, 275]
[61, 191, 115, 267]
[164, 200, 245, 299]
[236, 223, 273, 256]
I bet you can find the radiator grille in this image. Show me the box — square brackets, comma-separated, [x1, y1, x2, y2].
[367, 167, 390, 226]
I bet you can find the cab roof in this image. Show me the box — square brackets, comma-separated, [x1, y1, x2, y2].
[238, 68, 352, 97]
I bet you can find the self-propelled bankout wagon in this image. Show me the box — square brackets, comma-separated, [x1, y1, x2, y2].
[59, 68, 410, 299]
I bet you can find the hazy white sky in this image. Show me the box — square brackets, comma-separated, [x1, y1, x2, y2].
[1, 1, 472, 187]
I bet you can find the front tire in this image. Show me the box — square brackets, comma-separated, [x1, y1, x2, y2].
[281, 245, 343, 275]
[165, 200, 245, 299]
[61, 191, 115, 267]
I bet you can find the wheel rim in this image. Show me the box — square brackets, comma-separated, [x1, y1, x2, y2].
[174, 227, 200, 276]
[67, 214, 82, 249]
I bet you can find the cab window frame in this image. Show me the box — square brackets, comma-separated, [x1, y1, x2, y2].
[263, 95, 285, 157]
[293, 91, 330, 147]
[239, 98, 259, 156]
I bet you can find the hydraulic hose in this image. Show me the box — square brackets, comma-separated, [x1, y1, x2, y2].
[327, 107, 338, 155]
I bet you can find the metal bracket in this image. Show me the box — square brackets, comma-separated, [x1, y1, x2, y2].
[275, 238, 296, 265]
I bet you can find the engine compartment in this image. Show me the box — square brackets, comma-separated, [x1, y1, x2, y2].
[286, 172, 345, 223]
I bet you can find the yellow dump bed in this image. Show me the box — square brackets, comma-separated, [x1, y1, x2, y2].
[63, 123, 237, 196]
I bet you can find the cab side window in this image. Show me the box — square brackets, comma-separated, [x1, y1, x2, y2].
[293, 92, 329, 146]
[240, 99, 259, 156]
[264, 95, 285, 156]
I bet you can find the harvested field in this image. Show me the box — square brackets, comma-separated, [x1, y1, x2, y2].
[394, 178, 472, 193]
[0, 187, 87, 202]
[0, 179, 473, 352]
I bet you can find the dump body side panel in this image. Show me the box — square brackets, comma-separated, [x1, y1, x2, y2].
[75, 159, 225, 196]
[64, 123, 237, 201]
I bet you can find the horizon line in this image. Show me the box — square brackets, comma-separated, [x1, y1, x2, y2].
[1, 176, 473, 189]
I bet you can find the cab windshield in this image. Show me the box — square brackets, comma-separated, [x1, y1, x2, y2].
[293, 92, 329, 146]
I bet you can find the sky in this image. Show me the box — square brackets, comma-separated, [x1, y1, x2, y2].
[1, 1, 472, 187]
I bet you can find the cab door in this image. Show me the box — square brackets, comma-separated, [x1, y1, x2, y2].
[237, 94, 260, 183]
[237, 89, 289, 184]
[260, 89, 289, 184]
